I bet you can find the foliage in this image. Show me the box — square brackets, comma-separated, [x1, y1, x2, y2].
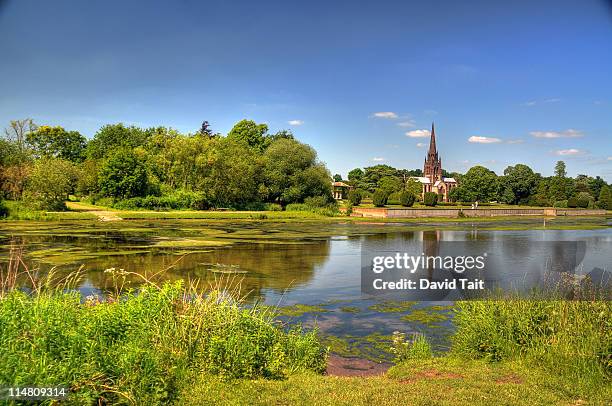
[457, 166, 499, 202]
[348, 189, 362, 206]
[86, 123, 152, 159]
[0, 282, 326, 404]
[263, 138, 332, 206]
[423, 192, 438, 206]
[372, 189, 388, 207]
[227, 119, 269, 151]
[333, 174, 342, 182]
[23, 158, 75, 211]
[567, 197, 578, 208]
[0, 198, 7, 218]
[98, 148, 149, 199]
[576, 192, 593, 209]
[598, 186, 611, 210]
[501, 164, 539, 204]
[391, 332, 432, 362]
[26, 125, 87, 162]
[399, 190, 415, 207]
[451, 298, 611, 393]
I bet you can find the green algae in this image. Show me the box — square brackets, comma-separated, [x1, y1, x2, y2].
[367, 301, 417, 313]
[401, 309, 450, 325]
[274, 304, 331, 318]
[339, 306, 361, 313]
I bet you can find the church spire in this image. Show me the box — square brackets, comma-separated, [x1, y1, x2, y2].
[428, 122, 437, 155]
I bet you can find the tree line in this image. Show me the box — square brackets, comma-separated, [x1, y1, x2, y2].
[339, 162, 611, 209]
[0, 119, 333, 212]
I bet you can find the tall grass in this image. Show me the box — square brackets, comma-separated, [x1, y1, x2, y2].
[0, 253, 326, 404]
[451, 294, 611, 394]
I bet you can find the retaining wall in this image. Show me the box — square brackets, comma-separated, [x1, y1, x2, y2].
[350, 207, 607, 219]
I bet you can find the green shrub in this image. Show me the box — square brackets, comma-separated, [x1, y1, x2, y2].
[264, 203, 283, 211]
[345, 202, 353, 216]
[576, 192, 592, 209]
[0, 282, 326, 404]
[423, 192, 438, 207]
[553, 200, 568, 208]
[391, 332, 432, 362]
[372, 190, 388, 207]
[567, 197, 578, 208]
[348, 190, 362, 206]
[0, 199, 8, 218]
[303, 196, 330, 208]
[399, 191, 415, 207]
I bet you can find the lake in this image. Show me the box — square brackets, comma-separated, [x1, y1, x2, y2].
[1, 218, 610, 360]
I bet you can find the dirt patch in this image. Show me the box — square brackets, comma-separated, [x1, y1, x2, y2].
[400, 369, 463, 383]
[495, 374, 524, 384]
[326, 354, 390, 377]
[91, 211, 123, 221]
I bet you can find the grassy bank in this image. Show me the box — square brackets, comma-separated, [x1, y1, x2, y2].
[0, 280, 326, 404]
[0, 275, 609, 404]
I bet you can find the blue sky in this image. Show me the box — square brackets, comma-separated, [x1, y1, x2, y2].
[1, 0, 611, 180]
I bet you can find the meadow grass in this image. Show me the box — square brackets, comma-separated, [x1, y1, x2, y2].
[0, 259, 326, 404]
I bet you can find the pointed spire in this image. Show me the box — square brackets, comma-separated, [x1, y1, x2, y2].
[428, 122, 437, 155]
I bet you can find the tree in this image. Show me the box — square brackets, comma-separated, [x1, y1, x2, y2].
[458, 166, 499, 202]
[372, 189, 388, 207]
[199, 121, 213, 137]
[598, 186, 612, 210]
[87, 123, 151, 159]
[554, 161, 567, 178]
[333, 174, 342, 182]
[575, 192, 592, 208]
[4, 118, 37, 149]
[23, 158, 75, 210]
[98, 148, 149, 198]
[227, 119, 269, 151]
[500, 164, 538, 204]
[399, 190, 415, 207]
[26, 125, 87, 162]
[423, 192, 438, 206]
[263, 138, 332, 205]
[405, 178, 422, 200]
[348, 189, 362, 206]
[269, 130, 294, 141]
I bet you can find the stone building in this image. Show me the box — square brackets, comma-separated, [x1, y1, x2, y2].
[413, 123, 457, 202]
[332, 181, 352, 200]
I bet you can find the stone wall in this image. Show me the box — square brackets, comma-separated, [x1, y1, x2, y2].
[350, 207, 607, 219]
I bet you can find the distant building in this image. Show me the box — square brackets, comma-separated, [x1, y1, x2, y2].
[332, 181, 352, 200]
[413, 123, 457, 202]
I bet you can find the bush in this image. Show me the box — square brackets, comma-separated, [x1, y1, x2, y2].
[567, 197, 578, 208]
[0, 282, 327, 404]
[303, 196, 330, 208]
[23, 158, 75, 211]
[399, 191, 415, 207]
[0, 199, 8, 218]
[391, 332, 432, 362]
[264, 203, 283, 211]
[576, 192, 592, 209]
[423, 192, 438, 207]
[553, 200, 568, 208]
[345, 202, 353, 216]
[372, 190, 388, 207]
[348, 190, 362, 206]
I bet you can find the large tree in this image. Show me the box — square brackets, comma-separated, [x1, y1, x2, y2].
[263, 138, 332, 205]
[500, 164, 539, 205]
[87, 123, 152, 159]
[454, 165, 499, 202]
[98, 148, 149, 198]
[227, 119, 269, 151]
[4, 118, 37, 149]
[23, 158, 75, 210]
[26, 125, 87, 162]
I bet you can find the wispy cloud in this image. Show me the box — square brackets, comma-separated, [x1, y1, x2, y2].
[530, 129, 583, 139]
[372, 157, 386, 162]
[607, 156, 612, 161]
[372, 112, 398, 119]
[522, 98, 561, 107]
[406, 129, 430, 138]
[288, 119, 304, 126]
[397, 119, 416, 128]
[468, 136, 502, 144]
[416, 142, 426, 148]
[553, 148, 585, 156]
[506, 139, 524, 144]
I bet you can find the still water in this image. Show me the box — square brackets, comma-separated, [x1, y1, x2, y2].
[1, 219, 610, 359]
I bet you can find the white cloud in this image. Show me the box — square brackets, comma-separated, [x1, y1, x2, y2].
[608, 156, 612, 161]
[522, 101, 537, 106]
[372, 157, 386, 162]
[468, 136, 502, 144]
[553, 148, 584, 156]
[530, 129, 583, 138]
[522, 98, 561, 106]
[416, 142, 426, 148]
[397, 120, 416, 128]
[288, 119, 303, 126]
[506, 139, 524, 144]
[372, 112, 398, 119]
[406, 129, 430, 138]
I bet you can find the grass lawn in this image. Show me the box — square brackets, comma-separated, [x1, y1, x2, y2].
[179, 358, 609, 405]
